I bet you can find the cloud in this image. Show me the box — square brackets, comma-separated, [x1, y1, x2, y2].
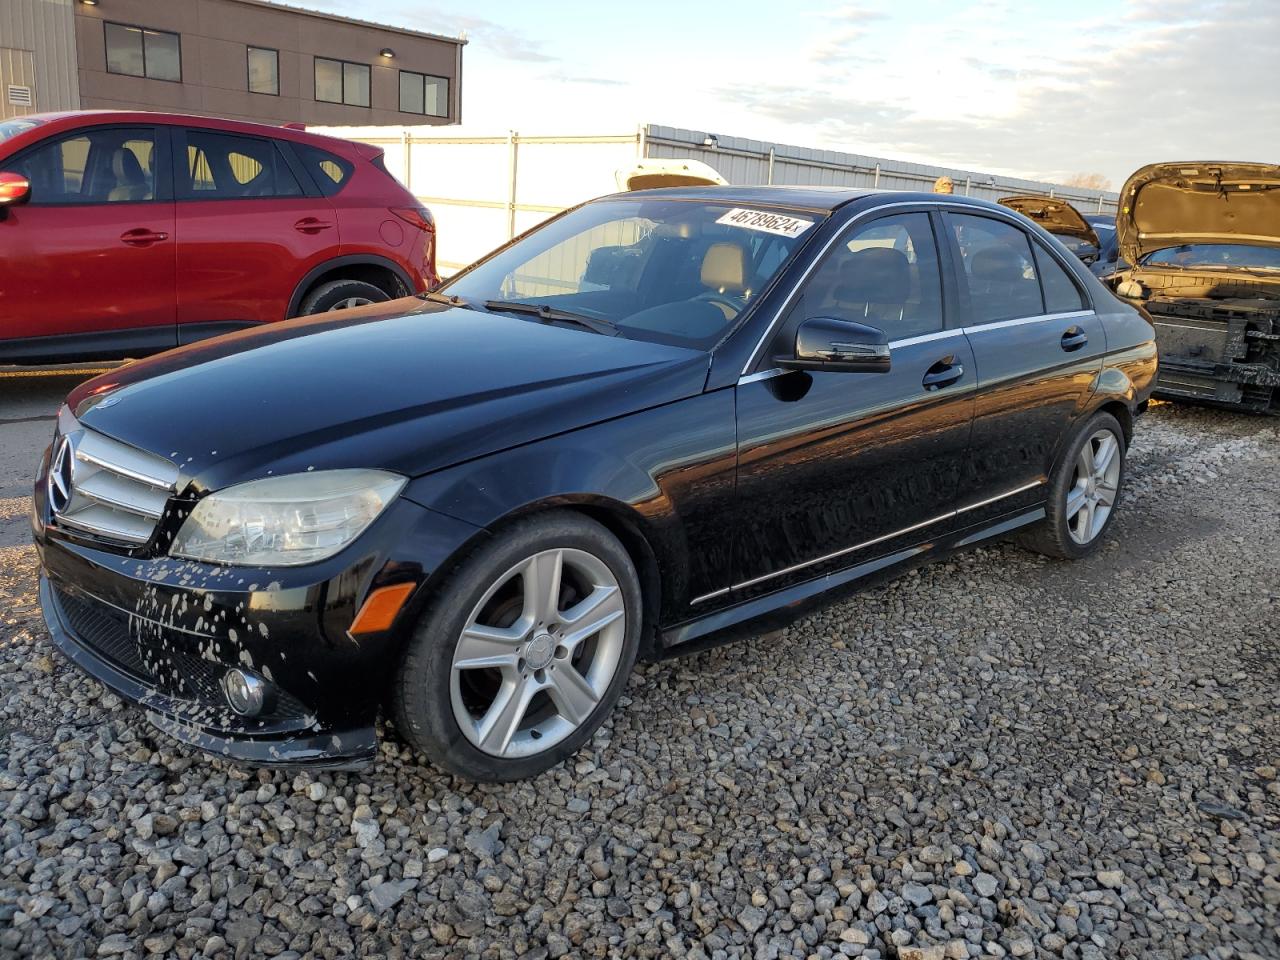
[808, 4, 889, 65]
[714, 0, 1280, 187]
[392, 8, 555, 62]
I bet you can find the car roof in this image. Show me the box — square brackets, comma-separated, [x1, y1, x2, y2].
[598, 185, 1027, 216]
[11, 110, 357, 152]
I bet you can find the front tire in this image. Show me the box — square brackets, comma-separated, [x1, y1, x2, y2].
[1020, 410, 1126, 560]
[393, 511, 642, 781]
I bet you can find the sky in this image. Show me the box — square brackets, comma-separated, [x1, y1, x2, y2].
[295, 0, 1278, 190]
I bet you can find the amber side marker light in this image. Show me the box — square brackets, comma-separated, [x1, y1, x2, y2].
[350, 582, 417, 634]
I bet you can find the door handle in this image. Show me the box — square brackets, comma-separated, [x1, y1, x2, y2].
[922, 356, 964, 390]
[294, 217, 334, 234]
[1060, 326, 1089, 352]
[120, 228, 169, 246]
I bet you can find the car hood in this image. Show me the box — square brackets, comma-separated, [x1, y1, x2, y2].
[67, 302, 709, 492]
[998, 195, 1099, 248]
[1117, 161, 1280, 264]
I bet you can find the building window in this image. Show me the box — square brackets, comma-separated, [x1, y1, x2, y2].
[104, 22, 181, 82]
[399, 71, 449, 118]
[314, 57, 370, 107]
[247, 46, 279, 96]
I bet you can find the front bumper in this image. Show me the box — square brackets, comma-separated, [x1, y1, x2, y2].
[32, 458, 482, 768]
[40, 575, 377, 768]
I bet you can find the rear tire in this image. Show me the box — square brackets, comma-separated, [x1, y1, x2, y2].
[393, 511, 642, 782]
[297, 279, 390, 315]
[1019, 410, 1127, 560]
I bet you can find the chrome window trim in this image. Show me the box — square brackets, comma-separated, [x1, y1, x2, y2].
[885, 328, 965, 350]
[740, 199, 1094, 376]
[960, 309, 1094, 335]
[691, 477, 1045, 604]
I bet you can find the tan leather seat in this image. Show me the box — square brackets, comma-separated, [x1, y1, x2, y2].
[699, 243, 748, 318]
[108, 148, 150, 202]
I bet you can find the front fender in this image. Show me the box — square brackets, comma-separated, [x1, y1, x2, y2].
[401, 391, 739, 622]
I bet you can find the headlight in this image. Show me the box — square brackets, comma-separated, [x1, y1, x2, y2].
[170, 469, 405, 567]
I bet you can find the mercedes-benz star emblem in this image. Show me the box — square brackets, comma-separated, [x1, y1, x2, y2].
[48, 436, 74, 515]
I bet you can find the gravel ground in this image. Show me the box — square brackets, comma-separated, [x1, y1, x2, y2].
[2, 402, 1278, 960]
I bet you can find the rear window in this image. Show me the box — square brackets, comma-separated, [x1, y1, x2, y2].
[293, 143, 352, 197]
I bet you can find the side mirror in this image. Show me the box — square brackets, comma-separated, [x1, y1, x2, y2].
[0, 172, 31, 208]
[775, 317, 891, 374]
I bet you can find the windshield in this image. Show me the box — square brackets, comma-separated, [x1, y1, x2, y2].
[0, 118, 43, 144]
[1144, 244, 1280, 271]
[441, 199, 820, 348]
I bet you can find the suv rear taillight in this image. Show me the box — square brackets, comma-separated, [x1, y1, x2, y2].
[390, 205, 434, 232]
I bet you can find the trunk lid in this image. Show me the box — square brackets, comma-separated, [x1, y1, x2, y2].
[997, 195, 1100, 250]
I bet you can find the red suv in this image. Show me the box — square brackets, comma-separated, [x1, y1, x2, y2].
[0, 111, 436, 364]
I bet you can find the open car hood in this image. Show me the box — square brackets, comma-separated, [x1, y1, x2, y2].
[998, 195, 1099, 249]
[1117, 161, 1280, 264]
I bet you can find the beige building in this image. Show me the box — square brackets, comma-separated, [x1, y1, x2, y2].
[1, 0, 464, 126]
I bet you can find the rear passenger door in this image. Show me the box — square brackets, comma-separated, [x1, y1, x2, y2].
[943, 211, 1104, 525]
[172, 128, 339, 340]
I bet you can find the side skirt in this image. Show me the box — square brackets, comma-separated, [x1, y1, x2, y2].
[656, 505, 1046, 657]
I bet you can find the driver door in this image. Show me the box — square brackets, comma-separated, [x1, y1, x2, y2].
[730, 209, 976, 598]
[0, 124, 176, 356]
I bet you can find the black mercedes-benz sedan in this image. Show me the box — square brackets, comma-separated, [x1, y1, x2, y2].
[33, 187, 1157, 781]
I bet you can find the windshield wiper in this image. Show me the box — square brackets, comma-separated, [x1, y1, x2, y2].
[482, 300, 619, 336]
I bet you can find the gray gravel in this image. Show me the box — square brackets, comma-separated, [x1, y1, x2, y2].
[2, 401, 1278, 960]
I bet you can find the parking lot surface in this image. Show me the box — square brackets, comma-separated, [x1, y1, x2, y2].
[1, 387, 1277, 959]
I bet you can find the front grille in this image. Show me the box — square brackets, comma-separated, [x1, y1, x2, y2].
[54, 586, 310, 723]
[50, 415, 179, 547]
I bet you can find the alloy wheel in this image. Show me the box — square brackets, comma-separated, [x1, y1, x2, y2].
[449, 547, 626, 758]
[328, 297, 375, 311]
[1066, 428, 1121, 545]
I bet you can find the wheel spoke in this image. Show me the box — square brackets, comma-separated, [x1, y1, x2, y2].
[1080, 499, 1096, 539]
[1077, 440, 1096, 477]
[522, 550, 564, 624]
[454, 623, 523, 670]
[560, 585, 624, 649]
[1096, 482, 1117, 508]
[1093, 435, 1117, 477]
[547, 666, 599, 725]
[1065, 482, 1089, 522]
[476, 676, 534, 754]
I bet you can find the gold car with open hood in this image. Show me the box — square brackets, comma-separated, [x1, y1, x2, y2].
[1109, 161, 1280, 412]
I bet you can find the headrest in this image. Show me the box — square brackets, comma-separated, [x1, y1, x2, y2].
[970, 245, 1028, 283]
[700, 243, 747, 294]
[838, 247, 911, 304]
[112, 148, 144, 184]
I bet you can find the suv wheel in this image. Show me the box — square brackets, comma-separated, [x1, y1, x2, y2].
[1021, 410, 1126, 559]
[393, 512, 642, 781]
[298, 279, 390, 315]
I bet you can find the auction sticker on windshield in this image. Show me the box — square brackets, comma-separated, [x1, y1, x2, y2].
[716, 208, 814, 238]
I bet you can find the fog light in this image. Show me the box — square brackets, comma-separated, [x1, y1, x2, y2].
[222, 669, 267, 717]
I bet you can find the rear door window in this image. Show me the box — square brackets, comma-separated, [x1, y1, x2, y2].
[179, 130, 303, 200]
[949, 214, 1045, 322]
[1032, 241, 1087, 313]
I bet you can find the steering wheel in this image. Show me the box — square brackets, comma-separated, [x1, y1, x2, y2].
[694, 291, 746, 317]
